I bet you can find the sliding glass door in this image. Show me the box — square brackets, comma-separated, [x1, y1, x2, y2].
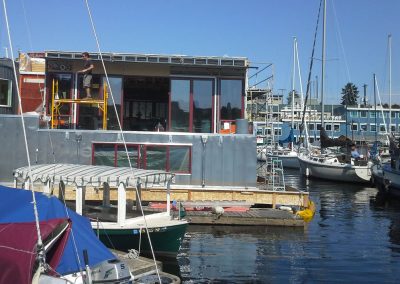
[170, 78, 214, 133]
[170, 79, 190, 132]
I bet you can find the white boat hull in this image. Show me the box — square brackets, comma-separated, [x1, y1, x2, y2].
[298, 153, 371, 183]
[257, 149, 300, 169]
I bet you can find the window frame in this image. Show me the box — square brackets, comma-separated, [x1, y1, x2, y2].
[92, 142, 192, 174]
[170, 77, 215, 133]
[360, 123, 367, 132]
[0, 78, 12, 107]
[350, 111, 358, 118]
[333, 124, 340, 132]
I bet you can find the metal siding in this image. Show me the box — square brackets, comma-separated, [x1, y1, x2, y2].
[0, 115, 257, 187]
[0, 115, 39, 180]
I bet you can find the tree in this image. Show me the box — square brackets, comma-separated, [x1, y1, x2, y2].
[392, 104, 400, 109]
[287, 90, 300, 104]
[341, 82, 359, 106]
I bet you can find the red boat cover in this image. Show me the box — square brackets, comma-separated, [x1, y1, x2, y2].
[0, 218, 71, 284]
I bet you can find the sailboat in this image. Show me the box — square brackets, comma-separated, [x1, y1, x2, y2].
[257, 38, 300, 169]
[0, 184, 133, 283]
[297, 0, 372, 183]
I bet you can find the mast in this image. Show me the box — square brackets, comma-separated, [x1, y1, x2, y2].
[291, 37, 296, 129]
[321, 0, 326, 128]
[389, 34, 392, 132]
[374, 74, 377, 144]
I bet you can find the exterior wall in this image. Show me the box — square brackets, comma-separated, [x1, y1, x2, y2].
[0, 115, 39, 181]
[346, 106, 400, 141]
[0, 59, 18, 115]
[20, 73, 45, 112]
[0, 115, 257, 187]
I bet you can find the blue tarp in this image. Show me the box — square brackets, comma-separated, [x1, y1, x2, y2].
[279, 128, 295, 145]
[0, 185, 115, 275]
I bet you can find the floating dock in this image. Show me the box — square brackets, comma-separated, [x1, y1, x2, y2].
[183, 208, 305, 226]
[58, 184, 310, 209]
[111, 249, 181, 283]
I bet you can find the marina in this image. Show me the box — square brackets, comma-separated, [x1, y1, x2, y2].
[174, 170, 400, 283]
[0, 0, 399, 283]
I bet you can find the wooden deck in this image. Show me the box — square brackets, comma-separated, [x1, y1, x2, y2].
[183, 208, 305, 226]
[56, 184, 310, 208]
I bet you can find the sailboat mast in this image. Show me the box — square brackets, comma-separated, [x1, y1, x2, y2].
[374, 74, 377, 144]
[291, 37, 296, 129]
[321, 0, 326, 128]
[389, 34, 392, 131]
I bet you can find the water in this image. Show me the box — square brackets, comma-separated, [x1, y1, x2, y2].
[172, 169, 400, 283]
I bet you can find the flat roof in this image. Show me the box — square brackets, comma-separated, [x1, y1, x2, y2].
[45, 50, 248, 68]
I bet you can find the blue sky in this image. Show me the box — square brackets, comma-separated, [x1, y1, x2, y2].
[1, 0, 399, 104]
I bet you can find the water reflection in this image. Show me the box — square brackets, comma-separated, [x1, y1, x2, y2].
[172, 170, 400, 283]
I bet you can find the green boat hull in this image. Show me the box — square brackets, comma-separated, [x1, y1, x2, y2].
[95, 223, 188, 257]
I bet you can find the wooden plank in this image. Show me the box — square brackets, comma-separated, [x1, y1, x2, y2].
[54, 184, 309, 207]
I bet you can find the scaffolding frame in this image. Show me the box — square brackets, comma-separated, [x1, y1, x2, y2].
[51, 79, 108, 129]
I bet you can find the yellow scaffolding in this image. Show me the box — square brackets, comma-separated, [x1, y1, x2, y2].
[51, 79, 108, 130]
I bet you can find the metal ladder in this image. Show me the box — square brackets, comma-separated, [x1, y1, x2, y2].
[266, 157, 286, 191]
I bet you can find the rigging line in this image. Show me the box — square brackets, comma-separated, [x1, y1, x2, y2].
[375, 77, 390, 144]
[19, 0, 82, 273]
[248, 63, 273, 79]
[83, 0, 162, 281]
[331, 0, 351, 82]
[2, 0, 45, 268]
[295, 39, 310, 149]
[298, 0, 323, 149]
[20, 0, 46, 108]
[58, 182, 84, 276]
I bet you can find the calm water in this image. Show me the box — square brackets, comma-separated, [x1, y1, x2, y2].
[171, 170, 400, 283]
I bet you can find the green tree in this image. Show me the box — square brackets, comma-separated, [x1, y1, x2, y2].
[341, 82, 359, 106]
[287, 90, 300, 104]
[392, 104, 400, 109]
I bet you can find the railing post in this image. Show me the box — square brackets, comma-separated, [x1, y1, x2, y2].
[76, 185, 86, 215]
[117, 183, 126, 226]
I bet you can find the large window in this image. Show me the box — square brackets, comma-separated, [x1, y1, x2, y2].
[117, 145, 139, 168]
[170, 79, 190, 132]
[145, 146, 167, 170]
[93, 143, 191, 174]
[93, 144, 116, 166]
[105, 77, 123, 130]
[170, 78, 214, 133]
[193, 80, 213, 133]
[360, 111, 367, 118]
[169, 146, 191, 173]
[0, 78, 12, 107]
[220, 79, 243, 121]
